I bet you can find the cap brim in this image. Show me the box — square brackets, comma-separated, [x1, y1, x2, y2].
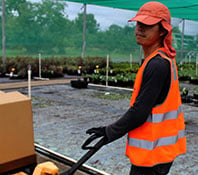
[128, 15, 162, 25]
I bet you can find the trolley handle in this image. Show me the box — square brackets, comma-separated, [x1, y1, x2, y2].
[61, 137, 106, 175]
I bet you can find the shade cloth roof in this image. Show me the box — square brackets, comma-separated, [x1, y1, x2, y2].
[65, 0, 198, 22]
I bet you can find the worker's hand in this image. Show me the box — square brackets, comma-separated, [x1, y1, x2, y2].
[86, 127, 106, 137]
[82, 127, 108, 150]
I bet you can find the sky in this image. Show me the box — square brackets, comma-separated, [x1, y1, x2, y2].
[30, 0, 198, 36]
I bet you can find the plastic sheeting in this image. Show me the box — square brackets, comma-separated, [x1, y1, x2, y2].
[65, 0, 198, 21]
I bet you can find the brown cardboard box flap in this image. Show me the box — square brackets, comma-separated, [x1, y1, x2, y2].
[0, 91, 31, 104]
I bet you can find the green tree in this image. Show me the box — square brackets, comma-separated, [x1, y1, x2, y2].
[4, 0, 37, 51]
[74, 13, 100, 34]
[2, 0, 72, 54]
[68, 13, 100, 49]
[5, 0, 27, 16]
[98, 24, 137, 53]
[119, 25, 137, 52]
[33, 0, 70, 54]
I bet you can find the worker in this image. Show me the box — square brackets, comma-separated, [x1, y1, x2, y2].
[83, 1, 186, 175]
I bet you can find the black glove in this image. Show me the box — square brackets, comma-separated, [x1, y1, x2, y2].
[82, 127, 108, 150]
[86, 127, 106, 136]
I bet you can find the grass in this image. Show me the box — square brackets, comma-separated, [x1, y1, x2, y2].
[1, 46, 197, 63]
[92, 91, 131, 100]
[0, 47, 141, 62]
[31, 96, 57, 108]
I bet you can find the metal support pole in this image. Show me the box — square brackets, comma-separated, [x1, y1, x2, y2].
[196, 54, 198, 76]
[180, 19, 185, 62]
[82, 4, 86, 59]
[39, 53, 41, 78]
[106, 54, 109, 86]
[130, 53, 133, 69]
[189, 55, 191, 63]
[1, 0, 6, 69]
[28, 65, 31, 98]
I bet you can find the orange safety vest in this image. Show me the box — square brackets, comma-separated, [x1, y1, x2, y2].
[125, 48, 186, 167]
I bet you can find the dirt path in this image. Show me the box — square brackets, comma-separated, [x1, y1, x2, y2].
[0, 78, 76, 90]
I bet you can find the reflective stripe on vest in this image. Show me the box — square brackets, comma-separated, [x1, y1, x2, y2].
[147, 105, 182, 123]
[128, 129, 185, 150]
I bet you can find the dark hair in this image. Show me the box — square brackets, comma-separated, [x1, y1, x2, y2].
[159, 22, 168, 35]
[159, 22, 168, 45]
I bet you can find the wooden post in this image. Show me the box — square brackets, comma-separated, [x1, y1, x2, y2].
[106, 54, 109, 86]
[39, 53, 41, 78]
[130, 53, 133, 69]
[28, 65, 31, 98]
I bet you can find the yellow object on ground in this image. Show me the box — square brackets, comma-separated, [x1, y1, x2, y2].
[13, 172, 28, 175]
[33, 161, 59, 175]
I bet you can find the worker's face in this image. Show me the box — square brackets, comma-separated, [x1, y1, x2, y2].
[135, 22, 164, 47]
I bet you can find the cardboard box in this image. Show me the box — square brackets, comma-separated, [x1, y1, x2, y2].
[0, 91, 36, 173]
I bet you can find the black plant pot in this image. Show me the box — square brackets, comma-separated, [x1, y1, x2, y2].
[193, 93, 198, 100]
[181, 95, 193, 103]
[190, 77, 198, 85]
[71, 79, 88, 89]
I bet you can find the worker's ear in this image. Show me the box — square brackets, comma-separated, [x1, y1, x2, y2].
[160, 30, 167, 37]
[159, 22, 168, 37]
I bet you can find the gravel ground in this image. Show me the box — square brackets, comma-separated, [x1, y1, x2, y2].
[5, 83, 198, 175]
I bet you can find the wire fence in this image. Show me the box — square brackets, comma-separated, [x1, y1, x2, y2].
[0, 0, 198, 64]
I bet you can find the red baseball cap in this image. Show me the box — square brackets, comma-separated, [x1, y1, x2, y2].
[129, 1, 176, 58]
[128, 1, 171, 25]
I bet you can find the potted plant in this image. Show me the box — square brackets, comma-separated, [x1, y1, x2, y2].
[190, 76, 198, 85]
[193, 87, 198, 100]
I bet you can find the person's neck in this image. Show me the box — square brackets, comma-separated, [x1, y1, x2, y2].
[142, 43, 163, 59]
